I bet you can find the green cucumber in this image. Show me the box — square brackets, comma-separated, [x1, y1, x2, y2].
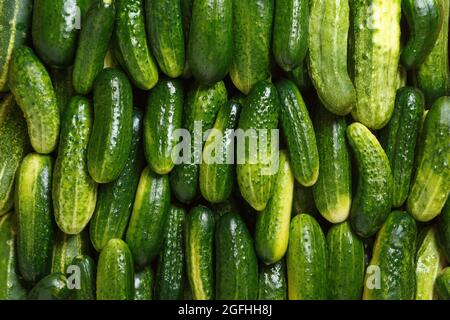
[438, 199, 450, 263]
[8, 46, 60, 154]
[216, 212, 258, 300]
[258, 260, 287, 300]
[87, 68, 133, 184]
[50, 67, 74, 114]
[125, 167, 171, 267]
[28, 273, 70, 300]
[73, 0, 116, 95]
[155, 206, 186, 300]
[230, 0, 274, 94]
[97, 239, 134, 300]
[15, 153, 54, 283]
[313, 105, 352, 223]
[351, 0, 402, 129]
[277, 79, 319, 187]
[379, 87, 425, 208]
[200, 100, 241, 203]
[144, 79, 183, 175]
[134, 267, 154, 300]
[363, 211, 417, 300]
[70, 255, 96, 300]
[185, 205, 215, 300]
[51, 230, 91, 274]
[255, 150, 294, 265]
[347, 122, 393, 238]
[53, 96, 97, 235]
[435, 268, 450, 300]
[407, 96, 450, 222]
[327, 222, 365, 300]
[308, 0, 356, 116]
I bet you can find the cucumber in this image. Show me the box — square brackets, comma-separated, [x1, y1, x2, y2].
[258, 260, 287, 300]
[15, 153, 54, 283]
[0, 213, 27, 300]
[87, 68, 133, 184]
[50, 67, 74, 114]
[145, 0, 185, 78]
[438, 199, 450, 263]
[351, 0, 402, 129]
[51, 230, 91, 274]
[216, 212, 258, 300]
[407, 96, 450, 222]
[134, 267, 154, 300]
[379, 87, 425, 208]
[0, 0, 32, 92]
[401, 0, 442, 69]
[327, 222, 365, 300]
[230, 0, 274, 94]
[276, 79, 319, 187]
[170, 81, 227, 204]
[308, 0, 356, 116]
[144, 79, 183, 175]
[255, 150, 294, 265]
[313, 105, 352, 223]
[0, 95, 29, 215]
[115, 0, 158, 90]
[236, 81, 279, 211]
[436, 268, 450, 300]
[200, 100, 241, 203]
[70, 255, 96, 300]
[73, 0, 116, 95]
[363, 211, 417, 300]
[347, 122, 393, 238]
[8, 46, 60, 154]
[28, 273, 70, 300]
[125, 167, 171, 267]
[185, 205, 215, 300]
[272, 0, 308, 72]
[97, 239, 134, 300]
[53, 96, 97, 235]
[155, 206, 186, 300]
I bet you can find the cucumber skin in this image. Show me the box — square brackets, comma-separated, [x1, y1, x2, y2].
[380, 87, 424, 208]
[258, 260, 287, 300]
[28, 273, 70, 300]
[435, 268, 450, 300]
[15, 153, 54, 284]
[71, 255, 96, 300]
[53, 96, 97, 235]
[134, 267, 154, 300]
[51, 230, 91, 274]
[438, 199, 450, 263]
[8, 46, 60, 154]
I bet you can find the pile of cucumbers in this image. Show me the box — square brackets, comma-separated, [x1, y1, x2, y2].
[0, 0, 450, 300]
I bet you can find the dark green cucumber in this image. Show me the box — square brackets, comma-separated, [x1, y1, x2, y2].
[435, 268, 450, 300]
[277, 79, 319, 187]
[327, 222, 365, 300]
[351, 0, 402, 129]
[438, 199, 450, 263]
[144, 79, 183, 175]
[134, 267, 154, 300]
[73, 0, 116, 95]
[115, 0, 158, 90]
[188, 0, 232, 85]
[53, 96, 97, 235]
[97, 238, 134, 300]
[363, 211, 417, 300]
[401, 0, 442, 69]
[15, 153, 54, 283]
[258, 260, 287, 300]
[236, 81, 279, 211]
[230, 0, 274, 94]
[313, 105, 352, 223]
[87, 68, 133, 184]
[407, 96, 450, 221]
[200, 100, 241, 203]
[0, 0, 32, 92]
[8, 46, 60, 154]
[170, 81, 227, 204]
[126, 167, 171, 267]
[185, 205, 215, 300]
[155, 206, 186, 300]
[379, 87, 424, 208]
[0, 95, 29, 215]
[0, 213, 27, 300]
[289, 61, 313, 92]
[51, 230, 91, 274]
[50, 67, 74, 114]
[70, 255, 96, 300]
[347, 122, 393, 238]
[255, 150, 294, 265]
[28, 273, 70, 300]
[216, 212, 258, 300]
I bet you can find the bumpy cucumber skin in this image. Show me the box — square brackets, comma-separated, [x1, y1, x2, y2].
[71, 255, 96, 300]
[407, 96, 450, 222]
[51, 230, 91, 274]
[28, 273, 70, 300]
[435, 268, 450, 299]
[363, 211, 417, 300]
[347, 122, 393, 238]
[134, 266, 154, 300]
[308, 0, 356, 116]
[50, 67, 74, 114]
[438, 199, 450, 263]
[258, 260, 287, 300]
[144, 79, 183, 175]
[53, 96, 97, 235]
[8, 46, 60, 154]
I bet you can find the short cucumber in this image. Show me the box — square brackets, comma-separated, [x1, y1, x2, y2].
[258, 260, 287, 300]
[435, 268, 450, 300]
[28, 273, 70, 300]
[134, 267, 154, 300]
[51, 230, 91, 274]
[50, 67, 74, 114]
[70, 255, 96, 300]
[438, 199, 450, 263]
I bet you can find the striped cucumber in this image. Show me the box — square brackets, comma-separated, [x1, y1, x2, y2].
[71, 255, 96, 300]
[51, 230, 91, 274]
[134, 267, 154, 300]
[258, 260, 287, 300]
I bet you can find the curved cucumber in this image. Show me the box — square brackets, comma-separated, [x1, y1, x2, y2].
[134, 267, 154, 300]
[71, 255, 96, 300]
[28, 273, 70, 300]
[258, 260, 287, 300]
[51, 230, 91, 274]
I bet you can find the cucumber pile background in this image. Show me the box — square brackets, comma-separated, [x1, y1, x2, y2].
[1, 0, 450, 300]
